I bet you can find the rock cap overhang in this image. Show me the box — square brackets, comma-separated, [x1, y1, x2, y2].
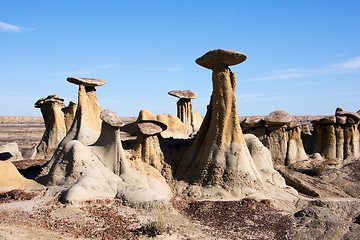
[67, 77, 108, 87]
[264, 110, 292, 125]
[168, 90, 197, 99]
[138, 120, 167, 136]
[100, 110, 124, 128]
[195, 49, 247, 69]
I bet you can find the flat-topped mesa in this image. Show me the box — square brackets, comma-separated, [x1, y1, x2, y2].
[34, 94, 67, 159]
[168, 90, 199, 136]
[262, 111, 307, 166]
[89, 110, 126, 176]
[175, 49, 296, 204]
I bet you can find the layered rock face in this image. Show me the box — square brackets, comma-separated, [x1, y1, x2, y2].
[307, 108, 360, 161]
[168, 90, 202, 136]
[175, 49, 297, 205]
[242, 111, 307, 166]
[34, 94, 76, 159]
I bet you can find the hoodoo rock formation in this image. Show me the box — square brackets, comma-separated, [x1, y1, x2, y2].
[62, 100, 77, 132]
[242, 111, 308, 166]
[175, 49, 297, 205]
[121, 109, 188, 139]
[168, 90, 202, 136]
[306, 107, 360, 162]
[34, 94, 69, 159]
[38, 78, 171, 205]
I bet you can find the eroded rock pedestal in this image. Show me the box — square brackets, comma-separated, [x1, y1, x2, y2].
[175, 49, 297, 207]
[34, 94, 76, 159]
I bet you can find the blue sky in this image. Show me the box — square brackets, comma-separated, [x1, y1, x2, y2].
[1, 1, 360, 117]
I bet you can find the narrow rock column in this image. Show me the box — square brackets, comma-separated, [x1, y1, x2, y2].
[177, 49, 261, 192]
[62, 100, 77, 132]
[34, 94, 67, 158]
[89, 110, 126, 176]
[168, 90, 197, 136]
[311, 117, 337, 160]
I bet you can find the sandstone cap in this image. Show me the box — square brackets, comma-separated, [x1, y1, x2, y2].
[100, 110, 124, 128]
[264, 111, 292, 125]
[138, 120, 167, 136]
[195, 49, 247, 69]
[67, 77, 108, 87]
[34, 94, 64, 108]
[168, 90, 197, 99]
[335, 109, 360, 122]
[311, 116, 336, 125]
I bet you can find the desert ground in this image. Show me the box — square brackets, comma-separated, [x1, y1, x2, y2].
[1, 116, 359, 240]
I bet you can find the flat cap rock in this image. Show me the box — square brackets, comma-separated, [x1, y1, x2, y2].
[335, 110, 360, 122]
[67, 77, 108, 87]
[34, 94, 64, 108]
[100, 110, 124, 128]
[195, 49, 247, 69]
[168, 90, 197, 99]
[264, 111, 292, 125]
[311, 116, 336, 125]
[138, 120, 167, 136]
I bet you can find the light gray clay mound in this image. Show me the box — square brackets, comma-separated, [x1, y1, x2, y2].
[264, 110, 292, 125]
[67, 76, 108, 87]
[168, 90, 197, 99]
[100, 109, 124, 128]
[195, 49, 247, 69]
[138, 120, 167, 136]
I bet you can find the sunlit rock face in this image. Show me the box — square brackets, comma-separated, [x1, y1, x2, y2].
[241, 111, 307, 166]
[175, 49, 298, 209]
[307, 108, 360, 162]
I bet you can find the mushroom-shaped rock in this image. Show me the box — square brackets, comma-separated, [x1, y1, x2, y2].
[168, 90, 199, 136]
[195, 49, 247, 69]
[175, 49, 297, 206]
[41, 110, 172, 205]
[39, 77, 105, 177]
[134, 120, 172, 181]
[264, 111, 292, 125]
[67, 77, 108, 87]
[35, 94, 67, 159]
[89, 110, 126, 175]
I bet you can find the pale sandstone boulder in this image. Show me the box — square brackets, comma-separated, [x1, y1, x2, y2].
[0, 143, 23, 161]
[0, 161, 45, 193]
[121, 109, 188, 139]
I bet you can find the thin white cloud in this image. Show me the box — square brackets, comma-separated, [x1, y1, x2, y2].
[97, 64, 119, 69]
[335, 57, 360, 70]
[146, 67, 183, 71]
[0, 21, 28, 32]
[242, 56, 360, 82]
[52, 70, 94, 76]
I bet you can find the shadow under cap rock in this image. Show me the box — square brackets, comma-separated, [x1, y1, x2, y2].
[89, 110, 126, 176]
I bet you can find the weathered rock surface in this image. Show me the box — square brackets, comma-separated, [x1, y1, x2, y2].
[121, 109, 188, 139]
[0, 161, 45, 193]
[0, 143, 23, 161]
[175, 49, 298, 210]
